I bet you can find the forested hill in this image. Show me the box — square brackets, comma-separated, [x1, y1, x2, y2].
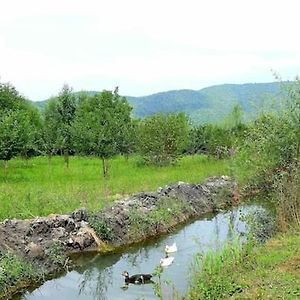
[34, 81, 290, 124]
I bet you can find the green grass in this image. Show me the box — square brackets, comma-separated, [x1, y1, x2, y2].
[0, 155, 230, 220]
[188, 233, 300, 299]
[0, 252, 40, 298]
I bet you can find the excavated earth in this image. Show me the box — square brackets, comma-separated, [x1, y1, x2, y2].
[0, 176, 237, 297]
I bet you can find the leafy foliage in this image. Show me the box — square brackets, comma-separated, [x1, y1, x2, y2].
[73, 89, 133, 176]
[88, 215, 114, 241]
[45, 242, 68, 267]
[0, 81, 42, 164]
[138, 113, 189, 165]
[0, 252, 39, 295]
[41, 98, 62, 160]
[56, 84, 77, 166]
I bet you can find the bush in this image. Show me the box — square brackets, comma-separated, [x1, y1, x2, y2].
[138, 113, 189, 166]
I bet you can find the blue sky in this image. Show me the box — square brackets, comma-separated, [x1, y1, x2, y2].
[0, 0, 299, 100]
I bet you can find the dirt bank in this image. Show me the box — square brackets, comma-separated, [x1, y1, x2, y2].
[0, 176, 237, 298]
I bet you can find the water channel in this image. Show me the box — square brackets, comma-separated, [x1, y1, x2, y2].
[18, 203, 269, 300]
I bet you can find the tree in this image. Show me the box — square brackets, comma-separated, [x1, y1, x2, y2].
[56, 84, 76, 167]
[223, 104, 244, 130]
[187, 124, 232, 158]
[117, 118, 138, 160]
[19, 102, 43, 159]
[42, 98, 61, 163]
[0, 81, 40, 168]
[73, 89, 132, 177]
[138, 113, 189, 165]
[0, 81, 24, 111]
[0, 111, 28, 169]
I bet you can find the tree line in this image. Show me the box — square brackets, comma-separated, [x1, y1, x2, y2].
[0, 81, 249, 177]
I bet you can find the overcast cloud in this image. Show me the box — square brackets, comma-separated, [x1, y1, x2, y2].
[0, 0, 299, 100]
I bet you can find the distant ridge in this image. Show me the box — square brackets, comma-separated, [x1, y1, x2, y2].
[33, 81, 291, 124]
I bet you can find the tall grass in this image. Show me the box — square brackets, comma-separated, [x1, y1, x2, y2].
[188, 237, 248, 300]
[0, 253, 40, 298]
[275, 166, 300, 231]
[188, 233, 300, 299]
[0, 155, 230, 220]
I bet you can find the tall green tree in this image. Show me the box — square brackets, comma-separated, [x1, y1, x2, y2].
[73, 89, 132, 177]
[56, 84, 76, 167]
[0, 81, 41, 168]
[42, 98, 61, 163]
[117, 117, 138, 160]
[138, 113, 189, 165]
[223, 104, 244, 130]
[0, 81, 24, 111]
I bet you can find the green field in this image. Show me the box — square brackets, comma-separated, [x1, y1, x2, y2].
[0, 155, 230, 221]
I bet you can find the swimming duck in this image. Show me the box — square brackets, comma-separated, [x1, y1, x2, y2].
[160, 256, 174, 267]
[121, 271, 153, 284]
[165, 242, 177, 253]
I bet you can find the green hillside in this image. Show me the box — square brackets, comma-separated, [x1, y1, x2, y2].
[33, 81, 291, 124]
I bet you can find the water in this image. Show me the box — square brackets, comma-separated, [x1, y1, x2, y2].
[20, 204, 266, 300]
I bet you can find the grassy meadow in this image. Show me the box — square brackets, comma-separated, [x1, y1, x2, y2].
[0, 154, 231, 221]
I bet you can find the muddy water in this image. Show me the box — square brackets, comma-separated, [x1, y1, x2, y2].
[20, 204, 267, 300]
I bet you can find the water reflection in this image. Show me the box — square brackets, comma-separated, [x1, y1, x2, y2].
[20, 204, 268, 300]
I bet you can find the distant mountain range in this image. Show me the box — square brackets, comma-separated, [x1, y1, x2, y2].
[33, 81, 291, 124]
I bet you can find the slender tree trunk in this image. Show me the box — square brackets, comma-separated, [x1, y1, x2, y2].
[48, 152, 52, 166]
[64, 149, 69, 168]
[101, 157, 109, 178]
[124, 153, 129, 162]
[3, 160, 8, 178]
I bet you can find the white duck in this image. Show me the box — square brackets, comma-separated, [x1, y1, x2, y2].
[160, 256, 174, 267]
[165, 242, 177, 253]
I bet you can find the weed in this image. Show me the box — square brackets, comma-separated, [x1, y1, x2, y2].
[0, 252, 40, 297]
[188, 233, 300, 299]
[128, 198, 188, 236]
[88, 215, 114, 241]
[275, 166, 300, 231]
[45, 242, 68, 267]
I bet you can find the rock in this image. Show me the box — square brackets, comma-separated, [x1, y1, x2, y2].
[67, 237, 74, 246]
[51, 227, 66, 239]
[65, 218, 76, 232]
[31, 219, 49, 234]
[157, 187, 163, 193]
[71, 229, 95, 250]
[26, 242, 44, 259]
[71, 208, 88, 222]
[80, 220, 88, 228]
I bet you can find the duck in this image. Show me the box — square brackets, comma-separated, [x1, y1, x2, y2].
[121, 271, 153, 284]
[160, 256, 174, 267]
[165, 242, 177, 253]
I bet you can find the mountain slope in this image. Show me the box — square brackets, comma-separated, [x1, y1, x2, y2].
[33, 81, 290, 124]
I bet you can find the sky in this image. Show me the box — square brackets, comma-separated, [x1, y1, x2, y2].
[0, 0, 300, 101]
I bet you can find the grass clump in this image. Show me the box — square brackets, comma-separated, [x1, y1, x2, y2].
[188, 233, 300, 299]
[188, 238, 247, 300]
[88, 215, 114, 241]
[128, 198, 189, 236]
[0, 252, 40, 297]
[275, 166, 300, 232]
[45, 242, 68, 268]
